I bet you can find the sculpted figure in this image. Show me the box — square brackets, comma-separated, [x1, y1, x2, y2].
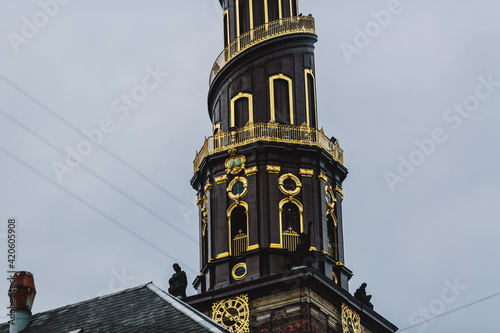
[294, 221, 314, 267]
[168, 263, 187, 299]
[354, 283, 374, 309]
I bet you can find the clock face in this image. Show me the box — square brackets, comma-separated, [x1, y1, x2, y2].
[212, 295, 250, 333]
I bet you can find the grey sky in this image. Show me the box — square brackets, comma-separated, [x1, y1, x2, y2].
[0, 1, 499, 332]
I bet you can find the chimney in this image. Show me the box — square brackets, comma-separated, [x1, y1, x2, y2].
[8, 272, 36, 333]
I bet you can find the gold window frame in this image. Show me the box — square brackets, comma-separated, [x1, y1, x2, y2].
[269, 74, 294, 124]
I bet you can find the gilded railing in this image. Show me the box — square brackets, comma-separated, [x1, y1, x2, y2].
[210, 16, 315, 85]
[283, 227, 300, 252]
[232, 230, 248, 257]
[194, 122, 344, 172]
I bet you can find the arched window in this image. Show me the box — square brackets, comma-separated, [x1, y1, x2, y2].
[231, 93, 254, 128]
[228, 204, 249, 256]
[269, 74, 294, 124]
[304, 69, 317, 127]
[282, 202, 300, 233]
[277, 199, 303, 251]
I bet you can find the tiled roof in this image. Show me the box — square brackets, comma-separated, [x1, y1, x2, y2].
[0, 283, 229, 333]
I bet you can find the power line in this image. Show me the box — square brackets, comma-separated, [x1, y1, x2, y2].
[0, 109, 197, 245]
[0, 73, 192, 206]
[398, 291, 500, 332]
[0, 146, 198, 277]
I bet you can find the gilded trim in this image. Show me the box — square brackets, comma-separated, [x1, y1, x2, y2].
[227, 201, 250, 256]
[247, 244, 259, 251]
[266, 165, 281, 174]
[276, 197, 304, 249]
[332, 272, 338, 284]
[225, 154, 247, 175]
[194, 122, 344, 172]
[202, 218, 208, 237]
[204, 182, 212, 192]
[210, 16, 315, 85]
[304, 69, 317, 127]
[215, 174, 228, 184]
[236, 0, 240, 37]
[269, 74, 294, 124]
[231, 92, 254, 128]
[318, 173, 328, 183]
[223, 10, 230, 47]
[270, 243, 282, 249]
[216, 252, 230, 259]
[335, 186, 344, 200]
[245, 166, 258, 176]
[231, 262, 248, 280]
[342, 304, 361, 333]
[309, 246, 317, 251]
[249, 0, 254, 30]
[264, 0, 269, 23]
[299, 168, 314, 177]
[227, 176, 249, 201]
[278, 0, 283, 19]
[213, 123, 221, 134]
[278, 173, 302, 196]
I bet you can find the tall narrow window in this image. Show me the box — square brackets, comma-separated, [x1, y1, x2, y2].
[304, 70, 317, 127]
[254, 0, 264, 27]
[268, 0, 280, 21]
[279, 200, 303, 252]
[223, 10, 229, 47]
[238, 0, 250, 36]
[282, 202, 300, 233]
[231, 93, 254, 128]
[327, 214, 339, 261]
[230, 206, 248, 256]
[234, 98, 249, 128]
[269, 74, 293, 124]
[274, 80, 289, 123]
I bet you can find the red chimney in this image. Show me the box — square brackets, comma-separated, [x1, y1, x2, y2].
[8, 271, 36, 332]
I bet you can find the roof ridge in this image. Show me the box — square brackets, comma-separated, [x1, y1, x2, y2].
[147, 284, 230, 332]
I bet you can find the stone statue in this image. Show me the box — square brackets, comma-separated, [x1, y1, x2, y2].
[354, 283, 374, 309]
[294, 221, 314, 267]
[168, 263, 187, 299]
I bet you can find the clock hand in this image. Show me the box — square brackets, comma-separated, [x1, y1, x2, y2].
[221, 303, 237, 322]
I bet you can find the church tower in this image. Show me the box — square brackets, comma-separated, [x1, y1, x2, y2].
[187, 1, 398, 332]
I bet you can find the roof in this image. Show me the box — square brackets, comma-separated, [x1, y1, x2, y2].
[0, 283, 229, 333]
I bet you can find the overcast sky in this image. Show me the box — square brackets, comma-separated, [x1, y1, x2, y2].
[0, 1, 499, 332]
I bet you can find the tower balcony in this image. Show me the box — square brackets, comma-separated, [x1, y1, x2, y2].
[193, 122, 343, 172]
[209, 15, 316, 85]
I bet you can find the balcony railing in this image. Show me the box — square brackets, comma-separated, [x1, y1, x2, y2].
[210, 16, 315, 85]
[193, 122, 344, 172]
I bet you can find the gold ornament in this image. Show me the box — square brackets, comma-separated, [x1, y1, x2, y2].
[212, 295, 250, 333]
